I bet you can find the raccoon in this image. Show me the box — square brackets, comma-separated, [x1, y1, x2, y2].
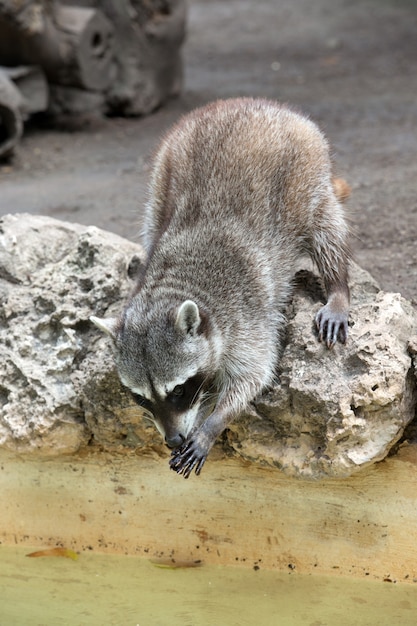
[91, 98, 350, 478]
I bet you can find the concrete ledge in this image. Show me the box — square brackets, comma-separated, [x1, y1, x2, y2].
[2, 444, 417, 583]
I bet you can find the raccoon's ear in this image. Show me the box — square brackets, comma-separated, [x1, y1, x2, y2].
[90, 316, 119, 340]
[175, 300, 201, 336]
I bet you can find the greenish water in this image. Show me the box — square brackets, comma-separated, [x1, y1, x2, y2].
[0, 546, 416, 626]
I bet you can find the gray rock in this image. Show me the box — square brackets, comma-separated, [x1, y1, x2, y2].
[0, 213, 150, 455]
[1, 214, 416, 477]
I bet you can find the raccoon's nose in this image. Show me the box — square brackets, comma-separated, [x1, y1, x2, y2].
[165, 433, 185, 449]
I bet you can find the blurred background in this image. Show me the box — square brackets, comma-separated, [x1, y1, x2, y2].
[0, 0, 416, 304]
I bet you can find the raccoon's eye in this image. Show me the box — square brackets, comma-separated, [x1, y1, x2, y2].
[171, 384, 185, 397]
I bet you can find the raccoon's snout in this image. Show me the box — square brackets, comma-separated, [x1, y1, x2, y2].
[165, 433, 185, 449]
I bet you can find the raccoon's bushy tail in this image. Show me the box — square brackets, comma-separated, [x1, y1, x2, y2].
[332, 177, 351, 203]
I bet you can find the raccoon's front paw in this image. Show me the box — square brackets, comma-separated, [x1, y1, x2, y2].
[169, 433, 211, 479]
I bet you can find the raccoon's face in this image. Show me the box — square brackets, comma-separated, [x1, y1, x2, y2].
[91, 300, 220, 448]
[125, 370, 215, 449]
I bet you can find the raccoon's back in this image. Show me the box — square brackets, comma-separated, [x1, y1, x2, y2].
[147, 98, 332, 242]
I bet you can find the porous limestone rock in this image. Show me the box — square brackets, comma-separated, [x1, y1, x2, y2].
[0, 213, 154, 456]
[228, 267, 417, 478]
[0, 213, 416, 477]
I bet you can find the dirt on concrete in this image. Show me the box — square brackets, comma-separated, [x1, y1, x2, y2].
[0, 0, 416, 306]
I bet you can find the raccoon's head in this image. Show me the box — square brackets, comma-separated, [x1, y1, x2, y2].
[91, 299, 220, 448]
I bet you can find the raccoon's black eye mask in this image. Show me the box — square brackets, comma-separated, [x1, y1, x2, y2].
[130, 391, 154, 414]
[164, 374, 207, 412]
[128, 373, 210, 415]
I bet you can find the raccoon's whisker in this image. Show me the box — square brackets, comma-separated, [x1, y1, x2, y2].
[190, 374, 212, 407]
[142, 411, 155, 423]
[200, 392, 216, 405]
[198, 392, 217, 412]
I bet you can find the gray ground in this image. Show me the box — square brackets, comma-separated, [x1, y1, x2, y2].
[1, 0, 416, 305]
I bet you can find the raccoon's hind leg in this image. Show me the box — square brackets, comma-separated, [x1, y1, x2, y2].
[309, 198, 350, 348]
[315, 278, 349, 347]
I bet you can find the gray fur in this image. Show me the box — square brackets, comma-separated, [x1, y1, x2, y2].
[91, 97, 350, 477]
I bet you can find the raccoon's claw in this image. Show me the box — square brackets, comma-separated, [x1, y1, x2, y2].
[169, 440, 207, 478]
[315, 305, 348, 348]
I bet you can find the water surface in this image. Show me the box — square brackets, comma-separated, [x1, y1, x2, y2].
[0, 546, 416, 625]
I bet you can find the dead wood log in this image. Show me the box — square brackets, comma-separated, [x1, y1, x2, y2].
[0, 1, 186, 116]
[64, 0, 186, 115]
[0, 3, 115, 91]
[0, 70, 23, 159]
[0, 65, 49, 158]
[3, 65, 49, 116]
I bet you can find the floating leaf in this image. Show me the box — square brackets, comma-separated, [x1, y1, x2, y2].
[26, 547, 78, 560]
[150, 559, 202, 569]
